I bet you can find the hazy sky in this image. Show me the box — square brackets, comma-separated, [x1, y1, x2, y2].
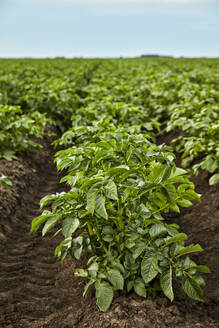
[0, 0, 218, 57]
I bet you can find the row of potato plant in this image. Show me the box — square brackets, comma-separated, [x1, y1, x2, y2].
[0, 58, 213, 310]
[0, 59, 100, 131]
[32, 126, 210, 311]
[31, 60, 211, 311]
[0, 104, 50, 161]
[136, 60, 219, 184]
[1, 58, 218, 183]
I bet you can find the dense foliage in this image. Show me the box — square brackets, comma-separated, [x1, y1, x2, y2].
[0, 57, 217, 310]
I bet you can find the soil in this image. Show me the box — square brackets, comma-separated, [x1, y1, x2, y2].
[0, 130, 218, 328]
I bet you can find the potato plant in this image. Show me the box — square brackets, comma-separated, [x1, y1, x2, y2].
[0, 105, 50, 160]
[31, 131, 210, 311]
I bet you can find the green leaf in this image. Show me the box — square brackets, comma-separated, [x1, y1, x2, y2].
[62, 216, 80, 238]
[182, 189, 200, 201]
[105, 180, 118, 200]
[87, 188, 98, 215]
[177, 199, 193, 208]
[132, 242, 146, 259]
[83, 280, 95, 297]
[42, 214, 62, 236]
[181, 275, 204, 302]
[75, 268, 88, 278]
[127, 280, 134, 292]
[160, 267, 174, 301]
[170, 167, 188, 178]
[162, 163, 173, 182]
[31, 210, 53, 232]
[195, 265, 211, 273]
[73, 245, 83, 260]
[88, 262, 99, 278]
[40, 194, 57, 209]
[95, 281, 114, 312]
[95, 194, 108, 219]
[177, 244, 203, 257]
[107, 269, 124, 290]
[149, 224, 167, 238]
[108, 165, 130, 177]
[169, 203, 180, 213]
[2, 150, 17, 161]
[209, 173, 219, 185]
[0, 175, 12, 188]
[149, 163, 165, 183]
[165, 233, 187, 246]
[141, 251, 158, 283]
[134, 279, 147, 298]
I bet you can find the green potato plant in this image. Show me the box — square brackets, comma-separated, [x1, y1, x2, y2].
[0, 104, 50, 160]
[31, 132, 210, 311]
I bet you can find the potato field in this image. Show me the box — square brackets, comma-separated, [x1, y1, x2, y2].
[0, 57, 218, 328]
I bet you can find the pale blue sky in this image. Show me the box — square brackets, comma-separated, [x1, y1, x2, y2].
[0, 0, 218, 57]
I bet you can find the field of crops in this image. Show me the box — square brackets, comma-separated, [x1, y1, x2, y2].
[0, 57, 218, 328]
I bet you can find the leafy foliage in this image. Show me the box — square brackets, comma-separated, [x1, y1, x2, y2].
[0, 57, 213, 311]
[0, 105, 49, 160]
[31, 131, 209, 311]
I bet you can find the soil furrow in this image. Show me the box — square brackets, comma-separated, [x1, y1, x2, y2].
[0, 166, 63, 328]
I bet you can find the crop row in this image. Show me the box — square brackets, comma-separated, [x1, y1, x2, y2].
[0, 58, 216, 310]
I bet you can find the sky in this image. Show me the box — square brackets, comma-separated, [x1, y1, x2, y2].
[0, 0, 218, 58]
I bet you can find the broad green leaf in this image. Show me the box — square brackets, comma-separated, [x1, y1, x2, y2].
[73, 245, 83, 260]
[125, 239, 136, 249]
[160, 267, 174, 301]
[177, 244, 203, 257]
[127, 280, 134, 292]
[107, 269, 124, 290]
[149, 163, 165, 183]
[87, 188, 98, 214]
[40, 194, 57, 209]
[42, 214, 62, 236]
[95, 281, 114, 312]
[182, 189, 200, 201]
[170, 167, 188, 178]
[62, 216, 80, 238]
[169, 203, 180, 213]
[105, 180, 118, 200]
[209, 173, 219, 185]
[134, 279, 147, 298]
[181, 276, 204, 302]
[141, 251, 158, 283]
[149, 224, 167, 238]
[111, 262, 125, 274]
[163, 185, 176, 202]
[165, 233, 187, 245]
[177, 199, 193, 208]
[88, 262, 99, 278]
[133, 242, 146, 259]
[31, 211, 53, 232]
[95, 194, 108, 219]
[108, 165, 130, 177]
